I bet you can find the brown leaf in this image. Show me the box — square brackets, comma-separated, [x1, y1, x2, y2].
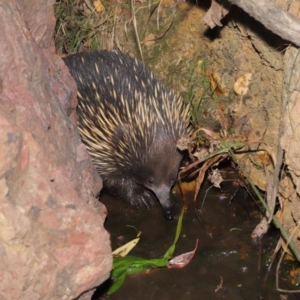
[251, 217, 269, 240]
[233, 73, 252, 96]
[203, 0, 232, 29]
[167, 240, 199, 269]
[208, 168, 224, 188]
[194, 154, 225, 202]
[93, 0, 105, 13]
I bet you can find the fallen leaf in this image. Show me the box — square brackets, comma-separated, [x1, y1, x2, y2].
[251, 217, 269, 240]
[112, 237, 140, 257]
[203, 0, 232, 29]
[167, 239, 198, 269]
[93, 0, 105, 13]
[208, 168, 224, 188]
[233, 73, 252, 96]
[209, 72, 230, 96]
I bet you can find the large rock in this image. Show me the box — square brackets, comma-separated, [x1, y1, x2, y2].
[0, 1, 112, 299]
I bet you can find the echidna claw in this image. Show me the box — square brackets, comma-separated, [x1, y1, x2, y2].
[140, 193, 155, 209]
[141, 197, 151, 210]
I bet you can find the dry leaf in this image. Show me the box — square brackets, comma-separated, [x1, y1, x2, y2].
[177, 135, 191, 151]
[167, 240, 198, 269]
[208, 169, 224, 188]
[93, 0, 105, 13]
[209, 72, 230, 96]
[233, 73, 252, 96]
[203, 0, 232, 29]
[112, 237, 140, 257]
[251, 217, 269, 240]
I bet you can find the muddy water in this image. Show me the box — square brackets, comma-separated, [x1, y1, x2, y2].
[94, 177, 299, 300]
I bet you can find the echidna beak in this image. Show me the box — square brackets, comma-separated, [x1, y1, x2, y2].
[152, 185, 174, 220]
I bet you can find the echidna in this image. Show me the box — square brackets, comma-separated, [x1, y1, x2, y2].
[63, 50, 190, 220]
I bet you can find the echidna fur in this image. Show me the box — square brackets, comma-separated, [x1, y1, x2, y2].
[63, 50, 191, 220]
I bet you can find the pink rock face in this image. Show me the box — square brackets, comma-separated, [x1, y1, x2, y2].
[0, 1, 112, 299]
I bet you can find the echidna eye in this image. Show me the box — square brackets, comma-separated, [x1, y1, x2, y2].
[148, 178, 154, 186]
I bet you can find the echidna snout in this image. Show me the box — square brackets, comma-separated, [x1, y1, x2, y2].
[62, 50, 191, 220]
[136, 181, 175, 220]
[134, 138, 182, 220]
[150, 184, 175, 220]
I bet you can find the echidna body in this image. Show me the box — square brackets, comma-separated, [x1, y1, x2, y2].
[63, 50, 190, 220]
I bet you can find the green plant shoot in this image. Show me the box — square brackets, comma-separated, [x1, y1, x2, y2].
[107, 206, 185, 294]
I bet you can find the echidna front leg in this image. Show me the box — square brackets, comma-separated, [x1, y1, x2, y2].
[131, 187, 175, 220]
[126, 183, 157, 210]
[103, 177, 156, 210]
[121, 182, 175, 220]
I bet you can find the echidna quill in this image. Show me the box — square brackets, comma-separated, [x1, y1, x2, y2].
[63, 50, 190, 220]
